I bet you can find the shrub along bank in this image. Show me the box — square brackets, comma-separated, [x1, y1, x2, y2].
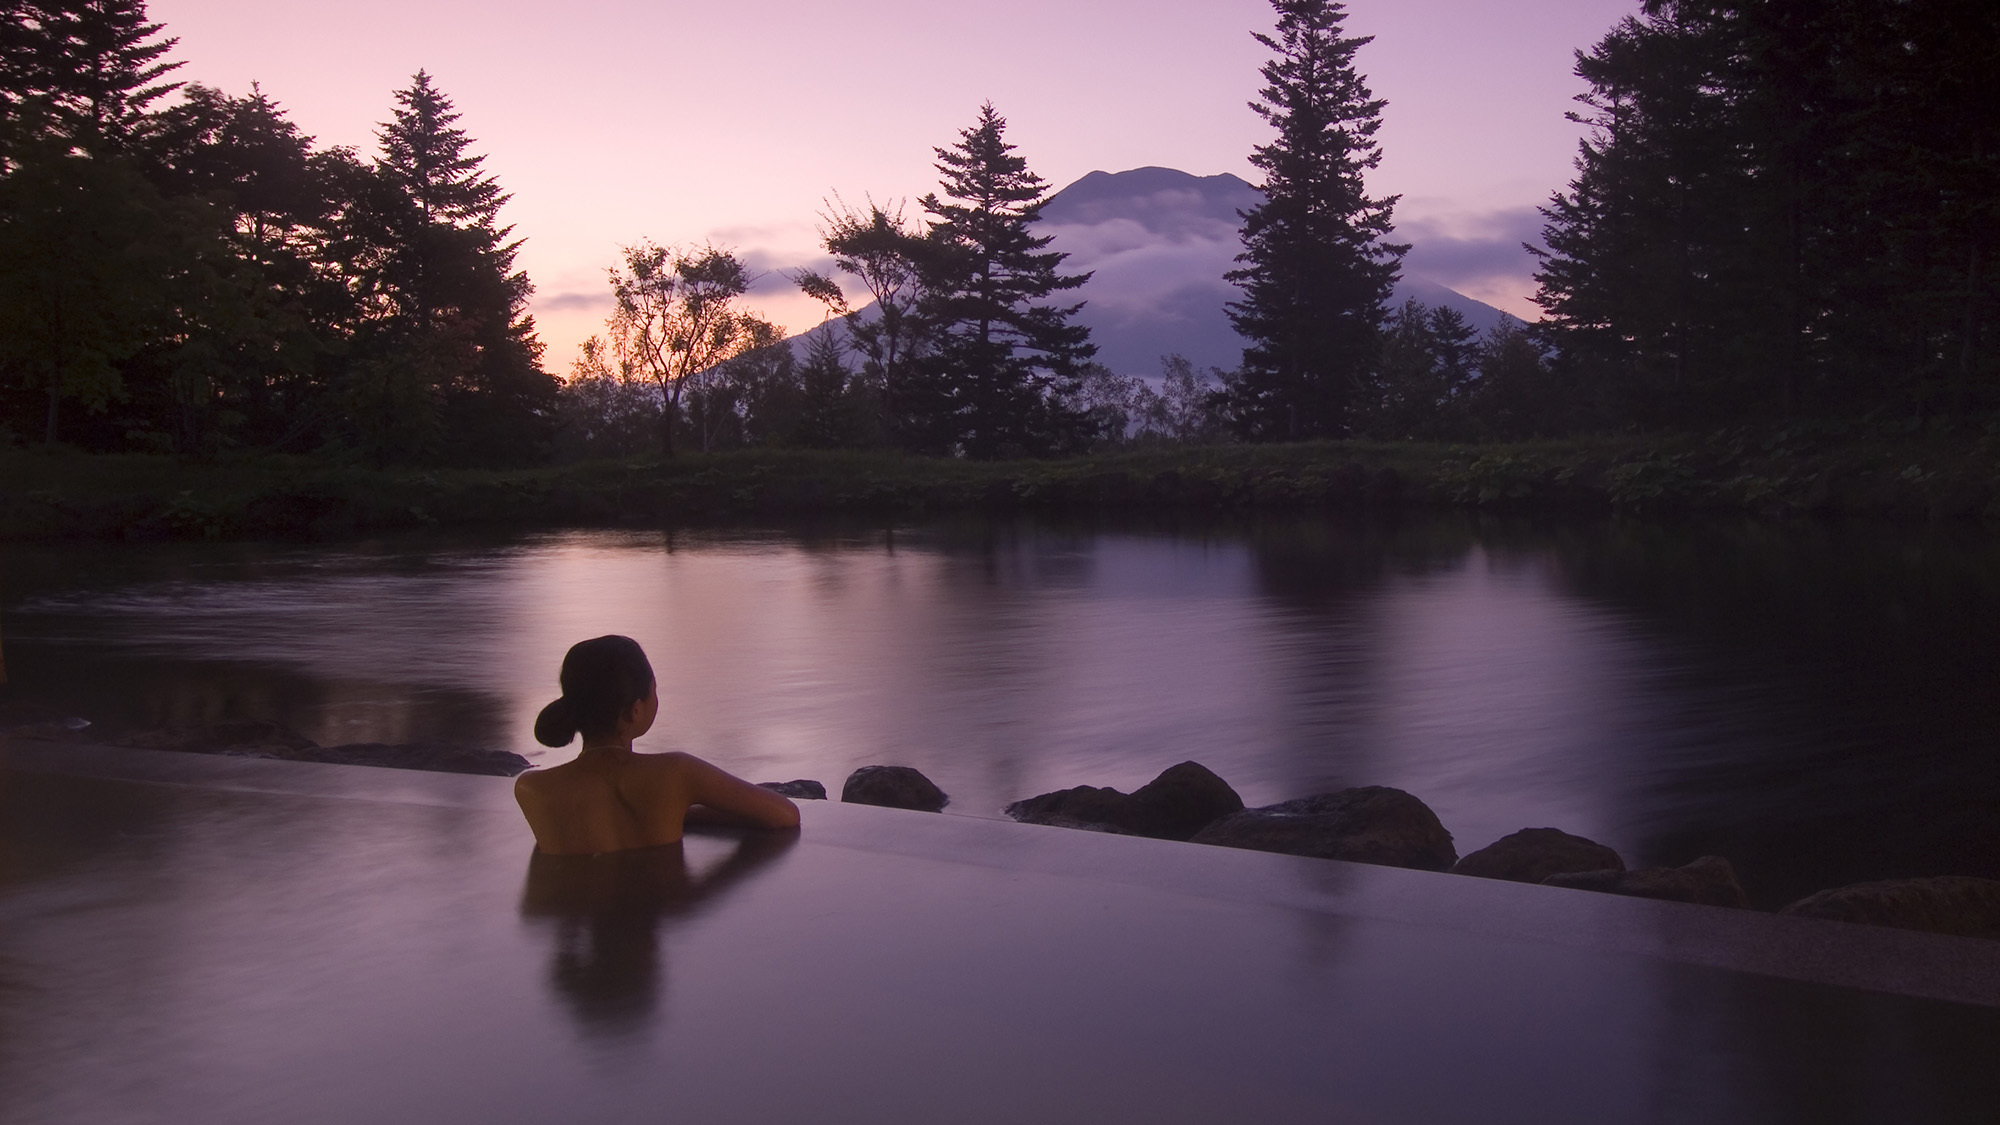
[3, 420, 1998, 542]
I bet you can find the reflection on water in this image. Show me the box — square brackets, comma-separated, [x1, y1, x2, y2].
[8, 766, 1994, 1123]
[518, 831, 796, 1040]
[4, 514, 1997, 907]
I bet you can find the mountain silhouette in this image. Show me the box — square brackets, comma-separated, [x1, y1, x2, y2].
[793, 166, 1514, 380]
[1039, 166, 1512, 378]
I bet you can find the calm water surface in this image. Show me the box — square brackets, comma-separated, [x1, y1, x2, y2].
[4, 514, 1996, 907]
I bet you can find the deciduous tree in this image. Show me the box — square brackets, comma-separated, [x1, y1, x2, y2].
[606, 242, 767, 456]
[793, 195, 930, 445]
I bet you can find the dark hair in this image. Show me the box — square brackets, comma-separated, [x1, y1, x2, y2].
[534, 635, 656, 747]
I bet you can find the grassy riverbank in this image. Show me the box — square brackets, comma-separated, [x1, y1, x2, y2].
[3, 420, 1997, 541]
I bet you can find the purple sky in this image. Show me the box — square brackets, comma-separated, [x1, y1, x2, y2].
[150, 0, 1636, 366]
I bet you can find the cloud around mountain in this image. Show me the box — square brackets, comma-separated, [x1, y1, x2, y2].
[1397, 207, 1547, 295]
[1036, 166, 1522, 378]
[778, 166, 1532, 380]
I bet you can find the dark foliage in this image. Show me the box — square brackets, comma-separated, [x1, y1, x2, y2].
[913, 104, 1097, 458]
[339, 71, 554, 464]
[1534, 0, 2000, 427]
[0, 2, 553, 463]
[0, 0, 181, 162]
[1223, 0, 1406, 441]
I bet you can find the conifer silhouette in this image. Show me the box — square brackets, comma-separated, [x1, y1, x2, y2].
[1225, 0, 1404, 440]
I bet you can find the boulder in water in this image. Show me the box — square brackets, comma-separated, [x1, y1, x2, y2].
[1005, 761, 1243, 841]
[759, 779, 828, 800]
[1779, 876, 2000, 940]
[1453, 828, 1624, 884]
[1542, 855, 1748, 908]
[1189, 786, 1457, 871]
[841, 765, 948, 812]
[1006, 784, 1132, 832]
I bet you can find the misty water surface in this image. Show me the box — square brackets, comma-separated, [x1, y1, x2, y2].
[4, 514, 1995, 907]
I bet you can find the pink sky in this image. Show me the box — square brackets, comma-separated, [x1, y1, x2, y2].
[149, 0, 1637, 368]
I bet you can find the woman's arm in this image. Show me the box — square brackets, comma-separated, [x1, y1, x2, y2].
[665, 753, 802, 830]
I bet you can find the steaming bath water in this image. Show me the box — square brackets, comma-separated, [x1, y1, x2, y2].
[4, 514, 1995, 907]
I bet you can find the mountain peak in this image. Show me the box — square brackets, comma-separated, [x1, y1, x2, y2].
[1041, 167, 1261, 235]
[797, 166, 1512, 379]
[1025, 166, 1510, 378]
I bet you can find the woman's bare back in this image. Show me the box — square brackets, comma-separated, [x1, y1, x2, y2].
[515, 750, 799, 856]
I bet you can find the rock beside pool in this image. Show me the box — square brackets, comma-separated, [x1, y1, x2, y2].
[759, 779, 828, 800]
[1779, 876, 2000, 940]
[1189, 786, 1457, 871]
[1127, 762, 1246, 838]
[1453, 828, 1625, 884]
[1542, 855, 1748, 908]
[1005, 761, 1244, 841]
[842, 765, 948, 812]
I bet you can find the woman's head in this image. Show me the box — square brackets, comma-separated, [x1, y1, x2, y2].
[534, 635, 657, 747]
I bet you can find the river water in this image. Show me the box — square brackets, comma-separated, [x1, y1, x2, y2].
[3, 514, 1995, 908]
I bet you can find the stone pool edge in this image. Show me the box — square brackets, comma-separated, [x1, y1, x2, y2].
[7, 736, 1996, 1010]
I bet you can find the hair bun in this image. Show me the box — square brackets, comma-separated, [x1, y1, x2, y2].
[533, 697, 579, 747]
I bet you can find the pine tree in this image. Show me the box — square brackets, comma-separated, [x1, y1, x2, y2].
[791, 327, 863, 449]
[347, 71, 551, 463]
[1533, 1, 1999, 425]
[132, 85, 357, 453]
[916, 103, 1095, 458]
[1224, 0, 1404, 441]
[0, 1, 193, 444]
[0, 147, 179, 443]
[1370, 299, 1476, 439]
[1465, 317, 1563, 439]
[0, 0, 181, 160]
[1531, 1, 1765, 428]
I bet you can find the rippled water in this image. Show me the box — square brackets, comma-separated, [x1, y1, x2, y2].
[5, 514, 1996, 907]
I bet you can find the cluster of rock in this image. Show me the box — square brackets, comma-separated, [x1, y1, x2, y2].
[1, 708, 531, 777]
[1778, 876, 2000, 940]
[758, 766, 949, 812]
[995, 760, 2000, 941]
[1001, 761, 1243, 841]
[12, 703, 1997, 943]
[840, 765, 949, 811]
[756, 779, 827, 801]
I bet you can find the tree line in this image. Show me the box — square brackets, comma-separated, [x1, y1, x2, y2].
[4, 0, 1993, 466]
[558, 4, 1544, 461]
[0, 0, 551, 462]
[1534, 0, 1998, 428]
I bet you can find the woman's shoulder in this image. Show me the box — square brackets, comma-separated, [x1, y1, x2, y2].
[513, 759, 608, 800]
[512, 763, 566, 807]
[620, 750, 700, 791]
[514, 759, 575, 786]
[514, 752, 699, 806]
